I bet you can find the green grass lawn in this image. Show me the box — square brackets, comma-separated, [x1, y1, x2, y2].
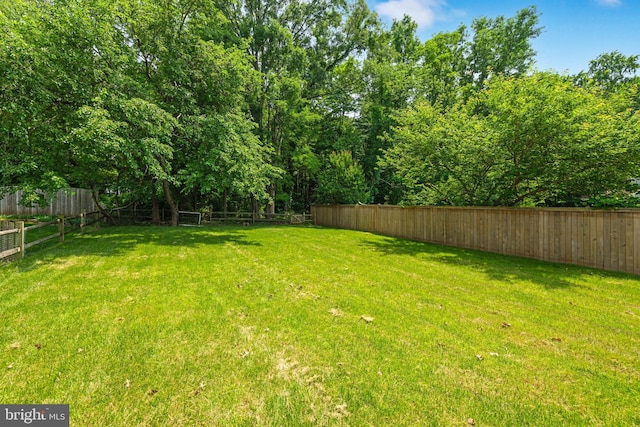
[1, 225, 639, 426]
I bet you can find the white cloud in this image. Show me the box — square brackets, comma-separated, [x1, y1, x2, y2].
[596, 0, 621, 6]
[375, 0, 446, 29]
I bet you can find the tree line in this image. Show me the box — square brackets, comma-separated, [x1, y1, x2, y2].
[1, 1, 639, 225]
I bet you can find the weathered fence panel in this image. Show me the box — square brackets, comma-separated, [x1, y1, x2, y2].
[0, 221, 24, 262]
[311, 205, 640, 276]
[1, 221, 17, 261]
[0, 188, 96, 217]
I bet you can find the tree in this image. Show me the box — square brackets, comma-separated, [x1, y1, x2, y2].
[418, 28, 467, 108]
[380, 101, 495, 205]
[215, 0, 376, 212]
[356, 7, 542, 203]
[462, 6, 542, 91]
[358, 15, 423, 203]
[316, 151, 370, 204]
[68, 98, 176, 219]
[111, 0, 274, 223]
[383, 73, 640, 206]
[0, 0, 111, 201]
[3, 1, 634, 215]
[179, 112, 279, 212]
[0, 0, 281, 224]
[575, 51, 640, 114]
[580, 51, 639, 93]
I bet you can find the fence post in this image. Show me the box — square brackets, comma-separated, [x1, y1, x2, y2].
[80, 209, 86, 234]
[58, 214, 65, 242]
[17, 221, 25, 259]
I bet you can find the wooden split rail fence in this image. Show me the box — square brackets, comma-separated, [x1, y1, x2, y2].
[99, 208, 312, 225]
[0, 210, 102, 262]
[311, 204, 640, 276]
[205, 211, 313, 225]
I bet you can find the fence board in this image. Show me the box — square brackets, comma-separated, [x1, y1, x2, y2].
[586, 211, 595, 268]
[578, 212, 586, 266]
[625, 214, 634, 272]
[635, 214, 640, 275]
[553, 212, 560, 261]
[311, 205, 640, 276]
[604, 214, 613, 270]
[0, 188, 96, 216]
[0, 221, 21, 262]
[480, 209, 488, 250]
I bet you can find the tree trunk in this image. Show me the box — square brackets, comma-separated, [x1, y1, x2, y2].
[92, 190, 116, 225]
[162, 180, 179, 226]
[266, 182, 276, 214]
[250, 194, 258, 224]
[222, 188, 228, 218]
[151, 197, 161, 225]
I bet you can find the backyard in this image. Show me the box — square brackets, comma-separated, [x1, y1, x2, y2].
[1, 225, 639, 426]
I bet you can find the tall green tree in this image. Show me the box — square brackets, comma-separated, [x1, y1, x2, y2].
[215, 0, 376, 212]
[383, 73, 640, 206]
[0, 0, 109, 201]
[3, 1, 634, 216]
[112, 0, 275, 223]
[580, 51, 640, 93]
[575, 51, 640, 113]
[358, 15, 423, 203]
[316, 150, 370, 204]
[358, 7, 542, 203]
[419, 28, 467, 108]
[461, 6, 541, 91]
[0, 0, 279, 224]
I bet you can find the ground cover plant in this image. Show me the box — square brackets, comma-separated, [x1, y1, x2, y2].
[1, 225, 639, 426]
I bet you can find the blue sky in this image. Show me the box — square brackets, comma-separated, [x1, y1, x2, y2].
[366, 0, 640, 74]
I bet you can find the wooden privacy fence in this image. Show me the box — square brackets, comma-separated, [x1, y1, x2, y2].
[0, 211, 101, 262]
[311, 204, 640, 276]
[0, 188, 97, 217]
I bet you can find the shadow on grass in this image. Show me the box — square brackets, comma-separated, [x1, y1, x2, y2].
[358, 235, 620, 289]
[16, 225, 261, 272]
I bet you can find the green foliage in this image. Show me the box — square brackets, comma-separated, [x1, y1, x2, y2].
[0, 1, 637, 210]
[578, 51, 640, 93]
[214, 0, 377, 211]
[587, 193, 640, 209]
[419, 28, 467, 108]
[358, 7, 542, 203]
[316, 150, 370, 204]
[463, 6, 542, 90]
[384, 73, 640, 206]
[0, 0, 279, 217]
[179, 112, 279, 200]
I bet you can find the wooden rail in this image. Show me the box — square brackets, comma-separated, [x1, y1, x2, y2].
[205, 211, 313, 224]
[0, 222, 24, 261]
[312, 204, 640, 276]
[0, 228, 20, 237]
[1, 210, 102, 262]
[108, 209, 313, 225]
